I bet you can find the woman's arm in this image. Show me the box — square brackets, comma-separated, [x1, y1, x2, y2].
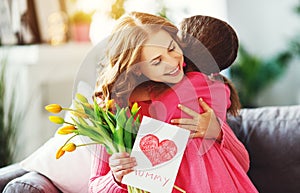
[89, 145, 128, 193]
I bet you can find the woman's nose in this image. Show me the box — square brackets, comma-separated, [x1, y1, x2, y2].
[163, 54, 178, 66]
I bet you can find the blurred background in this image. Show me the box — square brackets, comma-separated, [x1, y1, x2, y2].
[0, 0, 299, 166]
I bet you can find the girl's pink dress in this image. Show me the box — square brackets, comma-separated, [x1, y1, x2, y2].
[89, 72, 258, 193]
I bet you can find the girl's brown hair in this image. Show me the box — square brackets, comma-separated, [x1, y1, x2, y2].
[180, 15, 241, 116]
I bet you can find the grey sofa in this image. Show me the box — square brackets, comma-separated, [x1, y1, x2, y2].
[0, 105, 300, 193]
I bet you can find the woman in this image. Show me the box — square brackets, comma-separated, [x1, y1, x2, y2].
[89, 12, 257, 193]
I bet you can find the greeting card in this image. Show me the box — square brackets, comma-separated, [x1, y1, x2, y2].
[122, 116, 190, 193]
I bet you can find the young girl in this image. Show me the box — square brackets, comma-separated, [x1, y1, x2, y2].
[89, 12, 257, 193]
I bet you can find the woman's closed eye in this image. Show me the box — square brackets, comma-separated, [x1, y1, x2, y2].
[151, 58, 161, 66]
[168, 40, 176, 52]
[168, 42, 176, 52]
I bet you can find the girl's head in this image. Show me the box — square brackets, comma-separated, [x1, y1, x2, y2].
[96, 12, 183, 105]
[180, 15, 239, 74]
[180, 15, 241, 115]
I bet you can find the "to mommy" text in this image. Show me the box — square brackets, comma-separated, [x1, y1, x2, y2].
[135, 170, 170, 187]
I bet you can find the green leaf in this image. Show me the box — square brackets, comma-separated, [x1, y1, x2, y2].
[71, 117, 117, 153]
[100, 107, 115, 134]
[106, 110, 116, 125]
[113, 123, 125, 152]
[124, 115, 134, 151]
[78, 116, 88, 126]
[81, 103, 95, 118]
[93, 99, 103, 124]
[89, 121, 112, 140]
[115, 103, 121, 114]
[116, 108, 127, 127]
[131, 114, 141, 142]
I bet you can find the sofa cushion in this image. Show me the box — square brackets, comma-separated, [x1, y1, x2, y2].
[238, 106, 300, 193]
[3, 172, 60, 193]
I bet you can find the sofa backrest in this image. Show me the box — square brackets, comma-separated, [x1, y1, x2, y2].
[228, 105, 300, 193]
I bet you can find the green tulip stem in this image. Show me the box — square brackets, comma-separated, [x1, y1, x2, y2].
[63, 121, 76, 126]
[61, 134, 78, 147]
[62, 107, 89, 116]
[75, 142, 99, 147]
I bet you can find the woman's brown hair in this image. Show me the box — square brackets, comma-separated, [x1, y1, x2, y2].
[95, 12, 179, 106]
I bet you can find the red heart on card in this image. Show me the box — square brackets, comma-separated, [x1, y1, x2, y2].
[139, 134, 178, 166]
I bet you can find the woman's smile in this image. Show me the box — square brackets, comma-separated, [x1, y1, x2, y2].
[164, 65, 181, 76]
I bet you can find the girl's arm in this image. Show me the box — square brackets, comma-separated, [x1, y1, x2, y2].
[171, 99, 250, 172]
[89, 145, 128, 193]
[218, 120, 250, 172]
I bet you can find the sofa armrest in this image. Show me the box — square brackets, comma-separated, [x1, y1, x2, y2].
[3, 171, 61, 193]
[0, 163, 61, 193]
[0, 163, 28, 192]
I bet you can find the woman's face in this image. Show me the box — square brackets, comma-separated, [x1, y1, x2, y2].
[138, 30, 184, 84]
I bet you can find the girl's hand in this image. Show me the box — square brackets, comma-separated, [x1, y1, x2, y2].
[171, 98, 222, 141]
[109, 152, 137, 183]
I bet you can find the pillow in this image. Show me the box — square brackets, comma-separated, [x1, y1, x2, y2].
[20, 38, 103, 193]
[20, 81, 95, 193]
[20, 130, 92, 193]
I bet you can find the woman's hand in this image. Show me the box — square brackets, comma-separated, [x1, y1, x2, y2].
[171, 98, 222, 141]
[109, 152, 137, 183]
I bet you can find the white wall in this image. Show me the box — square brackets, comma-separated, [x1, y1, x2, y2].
[227, 0, 300, 106]
[1, 43, 92, 161]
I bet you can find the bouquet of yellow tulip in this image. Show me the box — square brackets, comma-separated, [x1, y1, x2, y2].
[45, 93, 149, 193]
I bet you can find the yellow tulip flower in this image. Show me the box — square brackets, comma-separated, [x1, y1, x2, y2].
[62, 143, 77, 152]
[76, 93, 88, 103]
[56, 147, 65, 159]
[49, 116, 65, 124]
[57, 125, 76, 135]
[131, 102, 139, 115]
[106, 99, 115, 109]
[45, 104, 62, 114]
